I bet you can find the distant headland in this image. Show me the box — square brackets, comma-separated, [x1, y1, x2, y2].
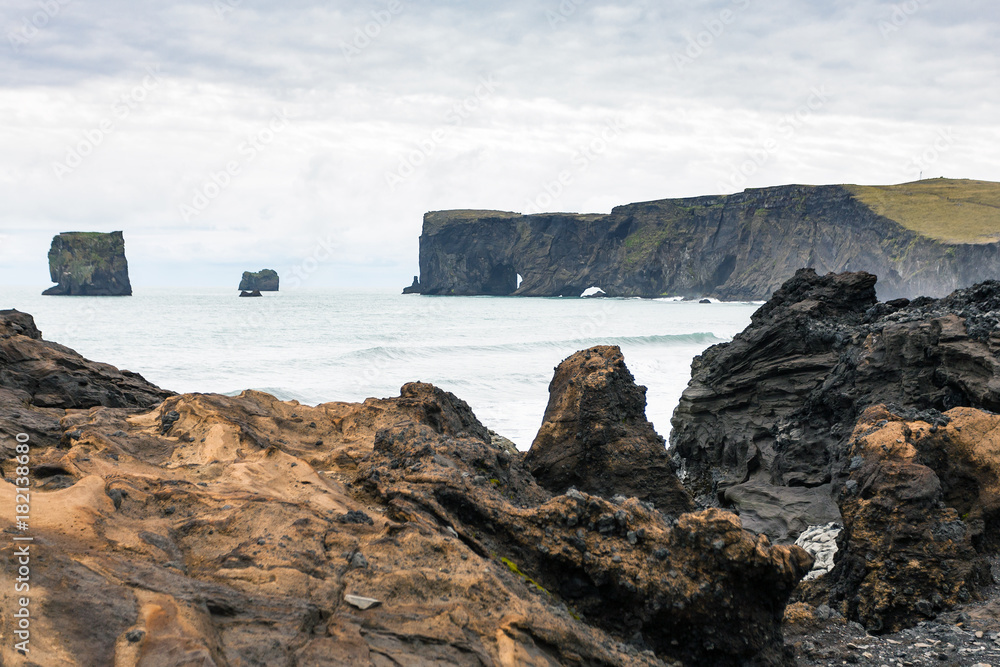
[404, 178, 1000, 301]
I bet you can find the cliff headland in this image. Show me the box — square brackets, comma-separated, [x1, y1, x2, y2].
[407, 179, 1000, 301]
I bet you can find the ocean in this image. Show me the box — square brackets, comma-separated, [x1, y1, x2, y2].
[2, 287, 760, 448]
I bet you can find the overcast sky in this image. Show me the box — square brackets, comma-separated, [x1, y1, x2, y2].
[0, 0, 997, 288]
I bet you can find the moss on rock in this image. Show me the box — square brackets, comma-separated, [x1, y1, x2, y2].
[42, 231, 132, 296]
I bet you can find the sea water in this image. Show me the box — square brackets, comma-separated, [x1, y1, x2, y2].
[2, 287, 759, 448]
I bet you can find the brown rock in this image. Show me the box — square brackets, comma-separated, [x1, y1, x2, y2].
[0, 316, 811, 665]
[361, 393, 811, 665]
[826, 407, 994, 633]
[526, 346, 694, 515]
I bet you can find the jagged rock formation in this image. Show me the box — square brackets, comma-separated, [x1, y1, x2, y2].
[0, 308, 172, 469]
[42, 231, 133, 296]
[670, 269, 1000, 540]
[669, 269, 1000, 632]
[823, 406, 995, 633]
[238, 269, 279, 291]
[525, 346, 694, 516]
[0, 310, 811, 666]
[407, 179, 1000, 300]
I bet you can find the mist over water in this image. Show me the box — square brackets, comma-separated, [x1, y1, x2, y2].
[5, 288, 759, 448]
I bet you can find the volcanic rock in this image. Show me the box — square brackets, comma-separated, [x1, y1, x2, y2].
[0, 317, 812, 666]
[526, 346, 694, 515]
[402, 275, 421, 294]
[238, 269, 279, 291]
[826, 406, 995, 633]
[409, 179, 1000, 300]
[670, 268, 1000, 543]
[42, 231, 133, 296]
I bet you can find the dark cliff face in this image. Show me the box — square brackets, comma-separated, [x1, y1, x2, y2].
[669, 269, 1000, 537]
[43, 231, 133, 296]
[410, 183, 1000, 300]
[669, 270, 1000, 631]
[238, 269, 279, 291]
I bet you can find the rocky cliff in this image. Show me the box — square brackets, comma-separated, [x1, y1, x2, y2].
[407, 179, 1000, 300]
[668, 269, 1000, 632]
[43, 231, 133, 296]
[239, 269, 279, 291]
[0, 311, 811, 666]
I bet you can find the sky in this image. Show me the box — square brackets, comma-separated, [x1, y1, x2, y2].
[0, 0, 997, 288]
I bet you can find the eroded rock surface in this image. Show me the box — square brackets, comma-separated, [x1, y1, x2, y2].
[525, 346, 694, 516]
[824, 406, 998, 633]
[671, 269, 1000, 542]
[0, 311, 811, 666]
[0, 309, 172, 461]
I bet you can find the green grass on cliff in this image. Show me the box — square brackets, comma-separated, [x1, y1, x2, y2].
[847, 179, 1000, 244]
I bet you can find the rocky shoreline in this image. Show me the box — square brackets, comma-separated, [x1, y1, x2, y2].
[5, 269, 1000, 665]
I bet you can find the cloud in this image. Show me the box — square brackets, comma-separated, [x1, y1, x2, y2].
[1, 0, 998, 287]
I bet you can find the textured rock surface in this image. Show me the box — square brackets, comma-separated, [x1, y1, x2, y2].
[238, 269, 279, 291]
[409, 181, 1000, 300]
[0, 312, 812, 666]
[43, 231, 133, 296]
[670, 269, 1000, 542]
[826, 407, 995, 633]
[0, 308, 173, 465]
[525, 346, 693, 515]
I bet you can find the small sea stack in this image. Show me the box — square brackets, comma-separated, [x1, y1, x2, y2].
[42, 231, 133, 296]
[402, 275, 421, 294]
[239, 269, 279, 292]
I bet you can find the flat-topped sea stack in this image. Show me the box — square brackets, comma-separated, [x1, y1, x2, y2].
[42, 231, 132, 296]
[238, 269, 279, 292]
[406, 179, 1000, 300]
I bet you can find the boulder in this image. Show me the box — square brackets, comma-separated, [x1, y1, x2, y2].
[826, 407, 995, 633]
[42, 231, 132, 296]
[526, 346, 694, 516]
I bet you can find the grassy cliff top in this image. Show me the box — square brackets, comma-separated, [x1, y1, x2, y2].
[847, 179, 1000, 244]
[425, 210, 522, 223]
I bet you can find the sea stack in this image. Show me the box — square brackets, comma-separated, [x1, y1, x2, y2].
[239, 269, 279, 292]
[402, 275, 421, 294]
[42, 231, 132, 296]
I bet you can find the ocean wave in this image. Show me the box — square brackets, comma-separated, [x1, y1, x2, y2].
[338, 332, 728, 362]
